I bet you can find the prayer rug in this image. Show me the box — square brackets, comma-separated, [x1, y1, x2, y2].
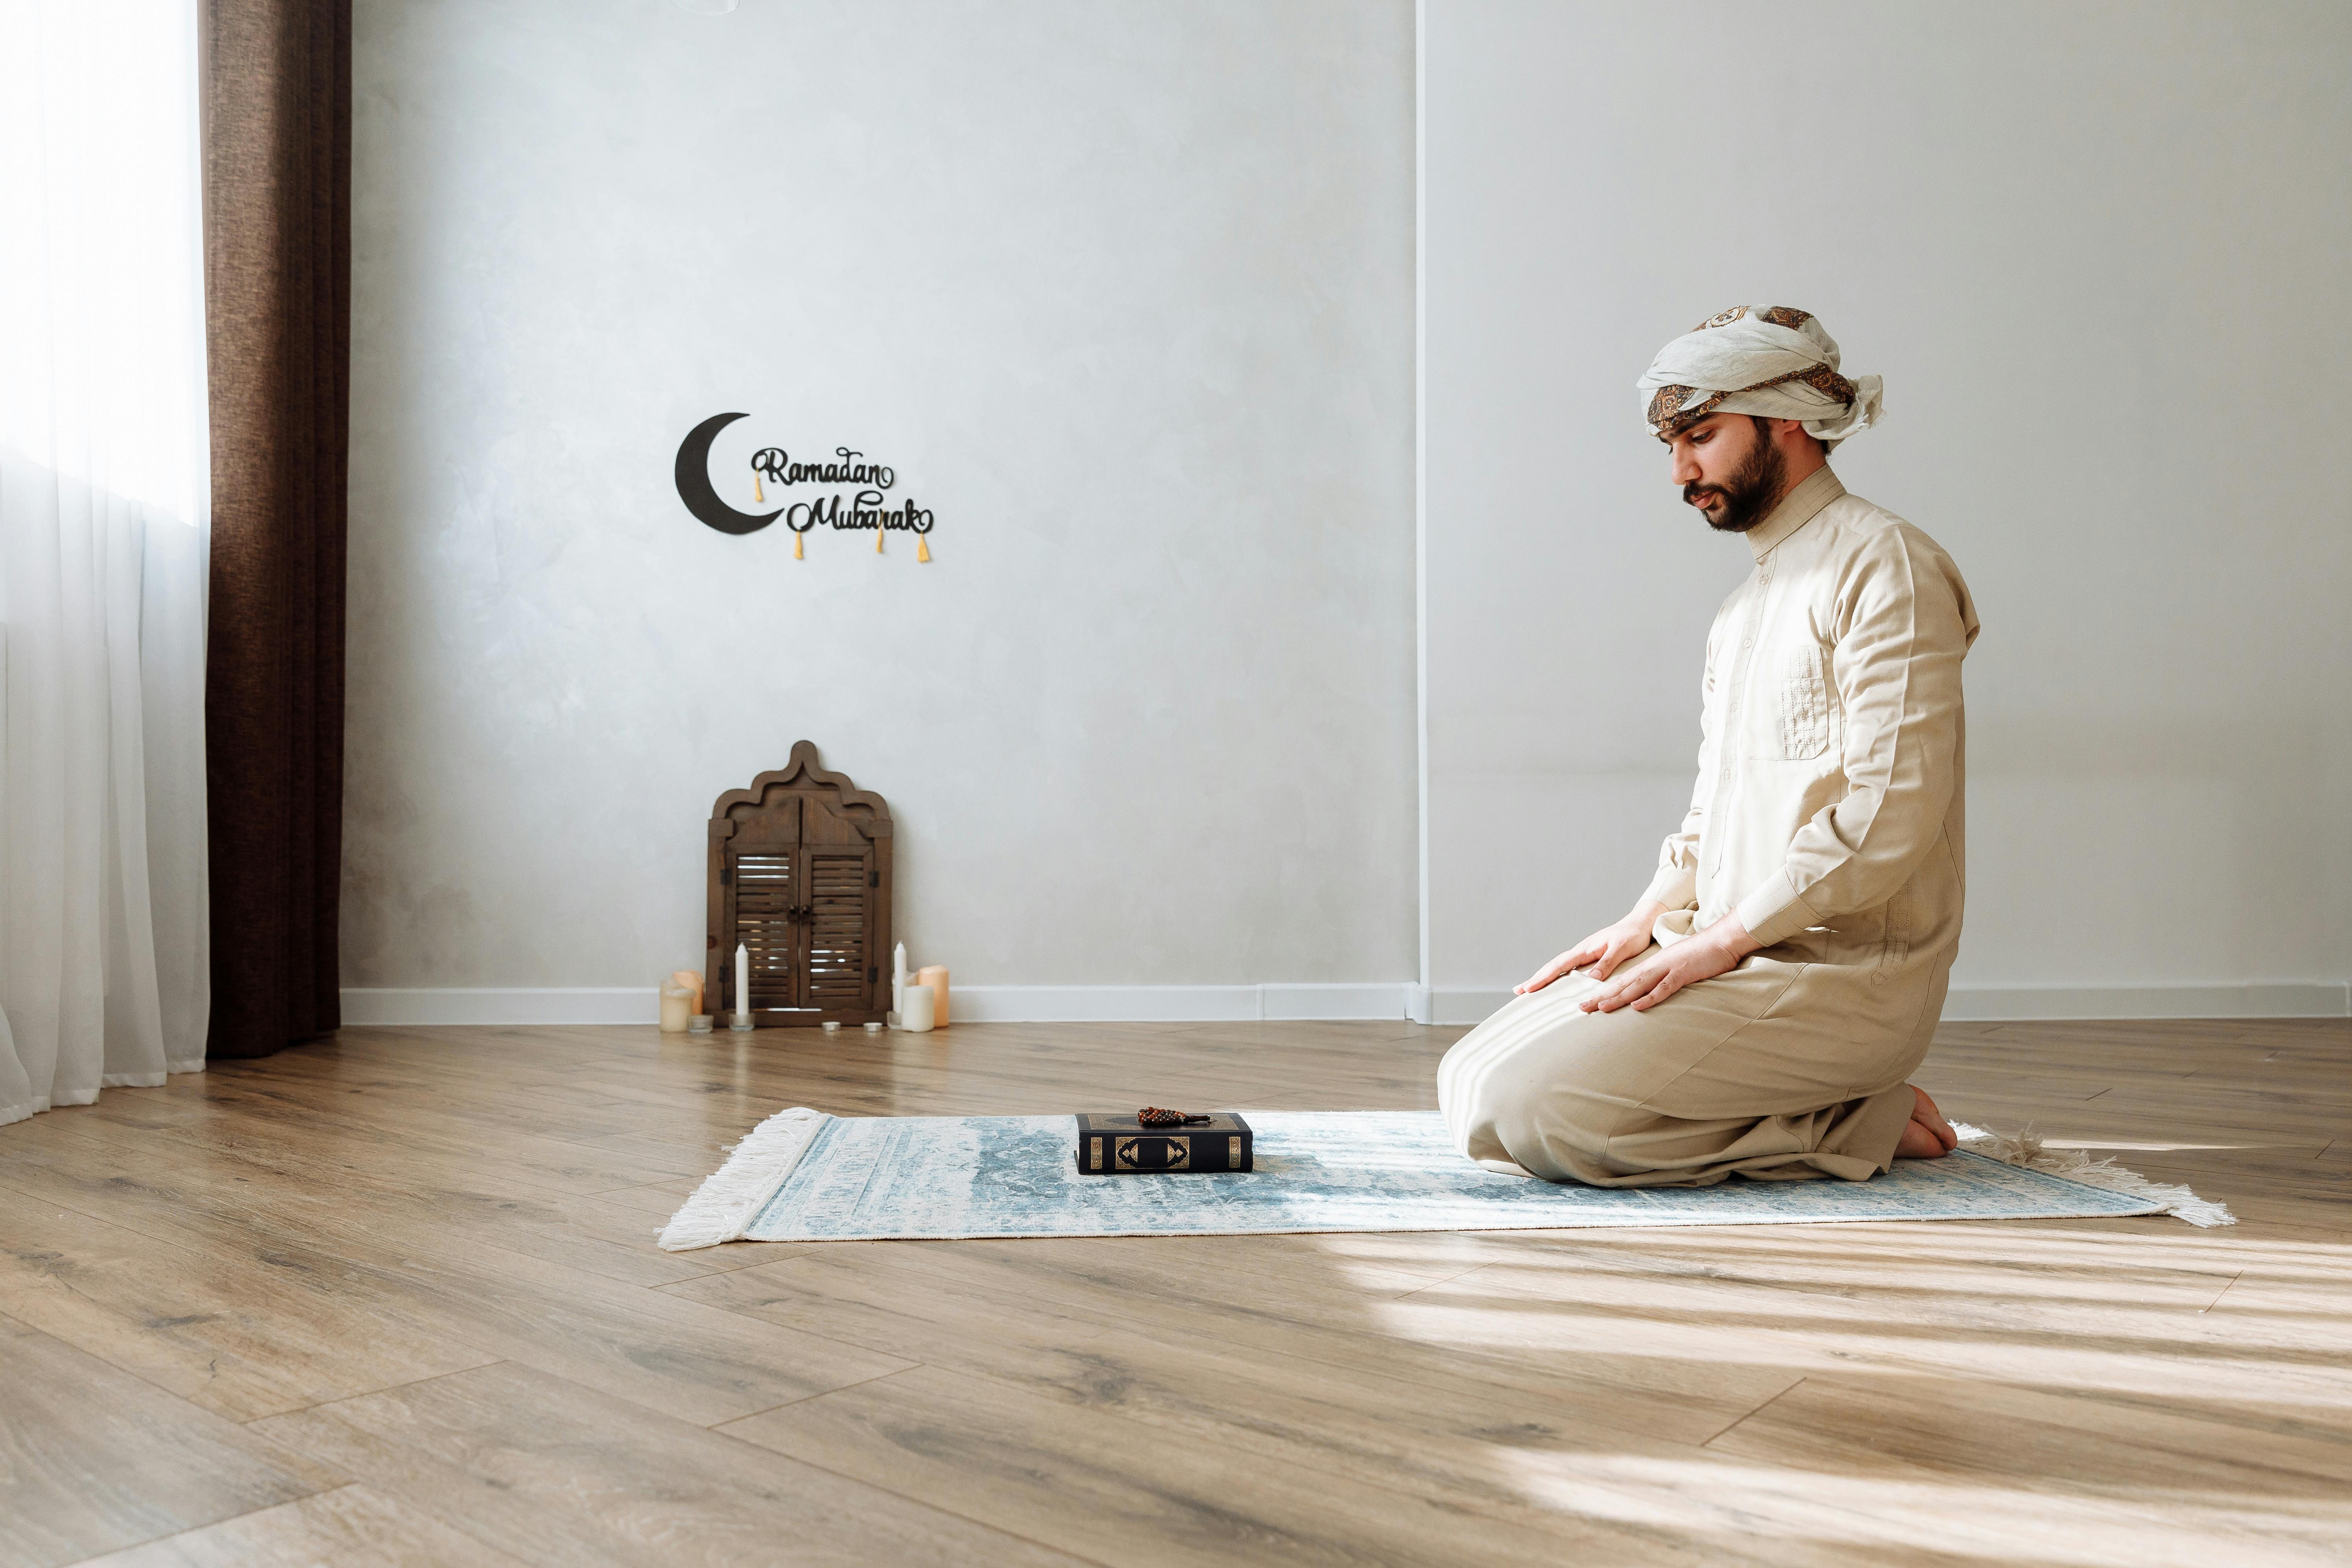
[657, 1108, 2227, 1250]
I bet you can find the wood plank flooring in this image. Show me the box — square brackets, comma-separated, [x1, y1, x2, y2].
[1, 1016, 2345, 1567]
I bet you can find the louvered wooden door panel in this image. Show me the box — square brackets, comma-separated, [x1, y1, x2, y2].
[730, 850, 803, 1011]
[804, 849, 873, 1011]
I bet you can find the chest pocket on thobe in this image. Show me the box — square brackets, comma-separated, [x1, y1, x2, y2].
[1774, 645, 1834, 759]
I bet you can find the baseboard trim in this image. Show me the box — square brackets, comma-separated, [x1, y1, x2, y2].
[1938, 981, 2352, 1022]
[338, 979, 2349, 1029]
[340, 988, 664, 1026]
[337, 983, 1417, 1027]
[956, 984, 1412, 1023]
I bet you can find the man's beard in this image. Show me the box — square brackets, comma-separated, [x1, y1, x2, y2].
[1683, 428, 1788, 533]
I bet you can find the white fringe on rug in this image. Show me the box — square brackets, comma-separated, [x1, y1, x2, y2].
[1951, 1122, 2235, 1228]
[656, 1106, 830, 1251]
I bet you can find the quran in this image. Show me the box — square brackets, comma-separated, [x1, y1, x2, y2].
[1073, 1112, 1253, 1175]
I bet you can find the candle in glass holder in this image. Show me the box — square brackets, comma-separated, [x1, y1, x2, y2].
[658, 983, 693, 1033]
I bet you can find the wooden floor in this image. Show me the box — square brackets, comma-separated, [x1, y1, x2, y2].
[0, 1017, 2346, 1568]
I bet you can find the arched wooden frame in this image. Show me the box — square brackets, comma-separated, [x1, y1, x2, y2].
[706, 741, 893, 1027]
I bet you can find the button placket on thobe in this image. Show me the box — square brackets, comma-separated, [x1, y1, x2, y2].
[1710, 554, 1774, 889]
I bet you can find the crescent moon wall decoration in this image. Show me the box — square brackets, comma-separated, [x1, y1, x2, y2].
[675, 412, 939, 559]
[675, 411, 783, 535]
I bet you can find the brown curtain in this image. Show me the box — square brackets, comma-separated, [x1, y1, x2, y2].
[202, 0, 352, 1060]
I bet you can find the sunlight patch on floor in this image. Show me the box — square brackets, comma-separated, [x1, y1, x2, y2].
[1366, 1264, 2352, 1410]
[1491, 1449, 2352, 1568]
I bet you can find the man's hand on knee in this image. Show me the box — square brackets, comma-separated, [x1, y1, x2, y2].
[1517, 902, 1669, 994]
[1581, 913, 1760, 1014]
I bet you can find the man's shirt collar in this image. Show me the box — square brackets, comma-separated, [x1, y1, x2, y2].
[1744, 465, 1845, 559]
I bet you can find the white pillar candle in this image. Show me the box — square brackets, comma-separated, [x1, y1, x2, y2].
[734, 941, 750, 1018]
[899, 981, 935, 1032]
[658, 984, 693, 1034]
[891, 941, 908, 1015]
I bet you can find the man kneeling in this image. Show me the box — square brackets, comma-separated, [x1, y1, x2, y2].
[1439, 306, 1976, 1186]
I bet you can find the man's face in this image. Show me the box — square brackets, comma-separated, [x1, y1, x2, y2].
[1665, 413, 1786, 533]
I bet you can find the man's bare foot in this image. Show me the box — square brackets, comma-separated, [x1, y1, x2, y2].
[1894, 1084, 1960, 1160]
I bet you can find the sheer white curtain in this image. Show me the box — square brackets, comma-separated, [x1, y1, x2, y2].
[0, 0, 211, 1125]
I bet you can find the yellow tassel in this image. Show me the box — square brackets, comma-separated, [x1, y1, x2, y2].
[875, 524, 885, 554]
[917, 536, 932, 563]
[793, 531, 803, 560]
[753, 472, 765, 504]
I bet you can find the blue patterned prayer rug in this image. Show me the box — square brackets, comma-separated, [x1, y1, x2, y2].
[656, 1108, 2183, 1250]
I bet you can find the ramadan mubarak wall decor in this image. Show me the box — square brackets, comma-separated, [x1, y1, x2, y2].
[675, 412, 936, 561]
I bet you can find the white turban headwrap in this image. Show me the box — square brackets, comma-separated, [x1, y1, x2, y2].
[1638, 306, 1883, 448]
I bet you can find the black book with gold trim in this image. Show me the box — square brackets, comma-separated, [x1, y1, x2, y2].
[1074, 1112, 1252, 1175]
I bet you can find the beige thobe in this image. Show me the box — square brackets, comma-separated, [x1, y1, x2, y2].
[1439, 466, 1979, 1184]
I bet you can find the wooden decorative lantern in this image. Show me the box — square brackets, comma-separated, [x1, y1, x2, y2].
[707, 742, 892, 1027]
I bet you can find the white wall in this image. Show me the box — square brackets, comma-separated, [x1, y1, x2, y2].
[1422, 1, 2352, 1020]
[343, 0, 1418, 1009]
[346, 1, 2352, 1024]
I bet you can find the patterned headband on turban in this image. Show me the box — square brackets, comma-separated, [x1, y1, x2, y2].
[1637, 305, 1883, 448]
